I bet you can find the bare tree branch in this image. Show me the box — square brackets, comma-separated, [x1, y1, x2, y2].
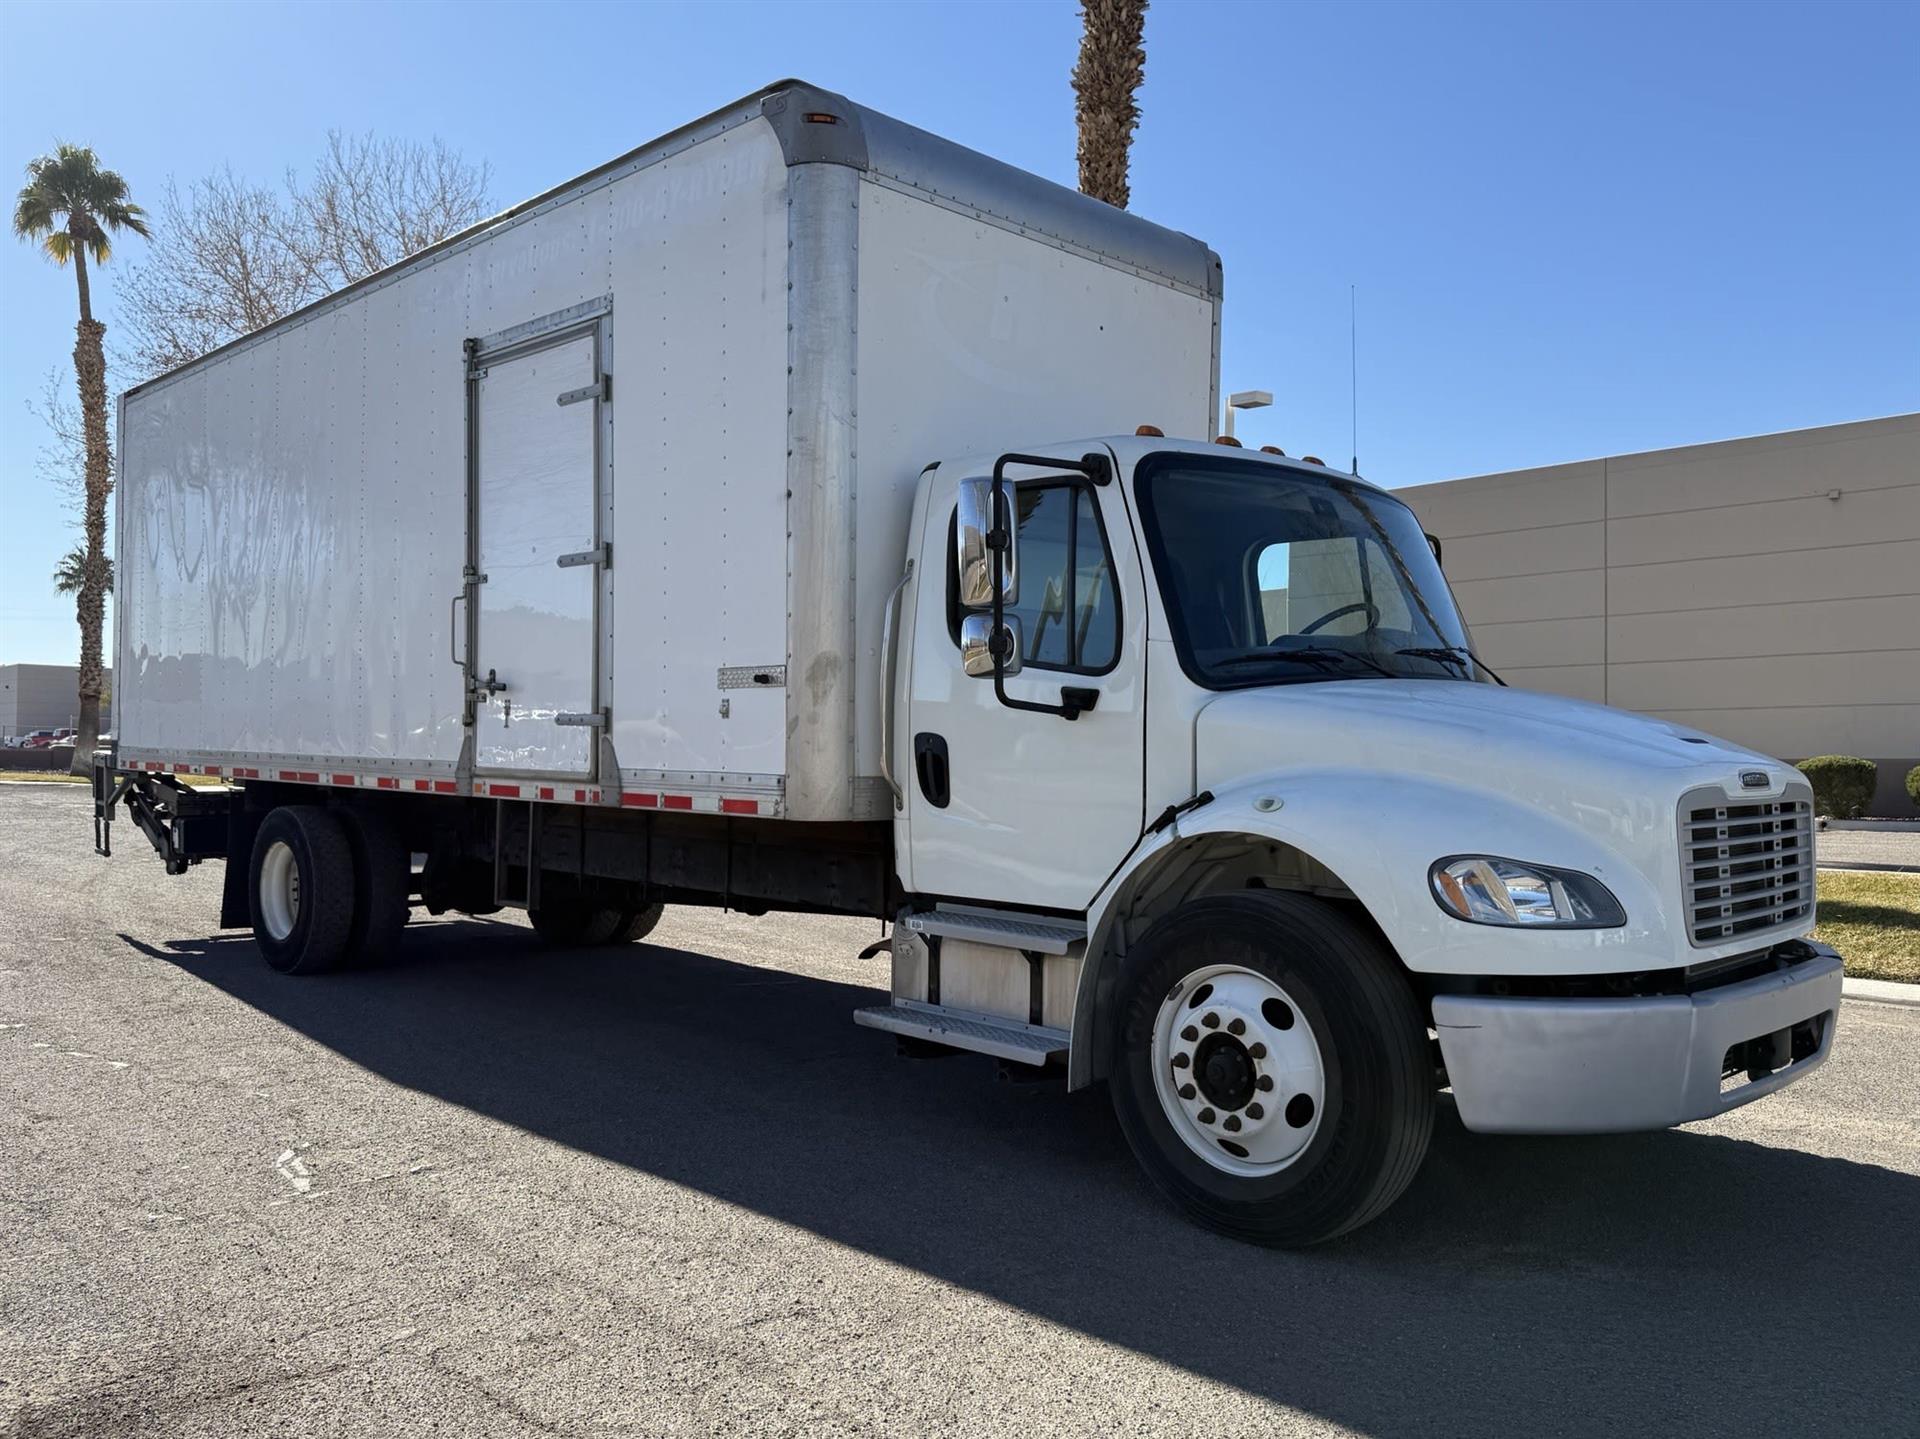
[116, 135, 492, 382]
[26, 366, 89, 515]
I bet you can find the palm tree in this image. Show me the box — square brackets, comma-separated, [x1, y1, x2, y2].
[54, 544, 112, 598]
[1072, 0, 1150, 209]
[15, 145, 147, 772]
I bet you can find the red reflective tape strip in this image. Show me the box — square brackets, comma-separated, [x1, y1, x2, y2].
[331, 774, 355, 786]
[490, 784, 521, 798]
[280, 770, 320, 783]
[721, 798, 758, 815]
[376, 776, 399, 790]
[574, 789, 587, 803]
[538, 786, 555, 801]
[434, 780, 457, 794]
[414, 779, 431, 791]
[621, 792, 658, 808]
[173, 765, 193, 774]
[663, 794, 693, 810]
[233, 767, 259, 779]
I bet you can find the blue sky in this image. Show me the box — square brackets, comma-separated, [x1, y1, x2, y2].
[2, 0, 1915, 665]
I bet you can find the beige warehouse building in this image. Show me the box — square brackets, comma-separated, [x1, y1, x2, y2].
[1396, 413, 1919, 815]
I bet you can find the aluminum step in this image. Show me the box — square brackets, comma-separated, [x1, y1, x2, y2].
[854, 1003, 1069, 1066]
[901, 909, 1086, 955]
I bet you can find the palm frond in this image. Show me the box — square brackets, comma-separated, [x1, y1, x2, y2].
[14, 142, 146, 262]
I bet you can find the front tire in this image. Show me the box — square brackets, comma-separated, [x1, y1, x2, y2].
[249, 806, 356, 976]
[1108, 891, 1434, 1246]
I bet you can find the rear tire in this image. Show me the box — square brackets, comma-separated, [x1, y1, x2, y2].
[608, 902, 664, 944]
[1107, 891, 1434, 1247]
[249, 806, 356, 976]
[528, 900, 627, 947]
[342, 808, 410, 964]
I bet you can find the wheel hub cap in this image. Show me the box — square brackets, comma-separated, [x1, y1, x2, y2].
[1150, 964, 1326, 1177]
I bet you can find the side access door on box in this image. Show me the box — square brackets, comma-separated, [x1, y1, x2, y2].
[459, 300, 614, 784]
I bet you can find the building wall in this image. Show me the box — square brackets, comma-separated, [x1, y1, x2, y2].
[0, 664, 114, 739]
[1396, 414, 1920, 815]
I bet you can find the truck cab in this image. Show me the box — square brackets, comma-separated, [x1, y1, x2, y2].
[867, 434, 1841, 1243]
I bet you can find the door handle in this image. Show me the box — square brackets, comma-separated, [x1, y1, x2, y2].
[479, 668, 509, 697]
[913, 732, 950, 809]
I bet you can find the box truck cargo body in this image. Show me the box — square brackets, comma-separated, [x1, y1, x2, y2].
[98, 83, 1844, 1247]
[114, 82, 1219, 818]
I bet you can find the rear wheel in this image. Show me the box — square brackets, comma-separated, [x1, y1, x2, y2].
[1108, 891, 1434, 1247]
[528, 900, 627, 947]
[342, 808, 410, 964]
[249, 806, 356, 975]
[608, 902, 664, 944]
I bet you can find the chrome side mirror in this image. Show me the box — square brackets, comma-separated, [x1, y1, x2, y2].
[960, 613, 1024, 678]
[957, 478, 1018, 608]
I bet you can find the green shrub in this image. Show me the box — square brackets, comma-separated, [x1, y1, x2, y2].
[1796, 755, 1877, 818]
[1906, 764, 1920, 808]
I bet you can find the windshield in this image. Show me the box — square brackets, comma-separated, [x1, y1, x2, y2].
[1134, 453, 1485, 689]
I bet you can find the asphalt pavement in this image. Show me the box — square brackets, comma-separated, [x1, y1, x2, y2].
[4, 783, 1918, 1437]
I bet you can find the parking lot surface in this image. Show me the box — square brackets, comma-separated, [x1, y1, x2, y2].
[4, 784, 1918, 1437]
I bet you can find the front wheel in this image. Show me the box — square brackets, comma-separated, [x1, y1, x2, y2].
[1108, 891, 1434, 1246]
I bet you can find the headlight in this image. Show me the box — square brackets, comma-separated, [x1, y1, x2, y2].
[1429, 856, 1625, 928]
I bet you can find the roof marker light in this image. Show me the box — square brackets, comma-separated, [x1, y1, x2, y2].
[1136, 424, 1164, 437]
[1260, 445, 1285, 456]
[1214, 435, 1243, 448]
[1301, 455, 1325, 466]
[803, 112, 841, 125]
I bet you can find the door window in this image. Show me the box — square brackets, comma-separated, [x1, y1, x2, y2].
[1002, 483, 1120, 673]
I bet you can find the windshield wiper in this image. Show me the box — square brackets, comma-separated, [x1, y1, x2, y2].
[1394, 645, 1509, 687]
[1220, 644, 1396, 678]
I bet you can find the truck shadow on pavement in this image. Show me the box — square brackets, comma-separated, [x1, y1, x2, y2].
[138, 918, 1918, 1436]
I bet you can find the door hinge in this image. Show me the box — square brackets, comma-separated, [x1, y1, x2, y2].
[556, 543, 611, 569]
[556, 375, 610, 406]
[554, 710, 608, 729]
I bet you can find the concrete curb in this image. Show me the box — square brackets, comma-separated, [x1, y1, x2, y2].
[1817, 861, 1920, 875]
[1844, 977, 1920, 1008]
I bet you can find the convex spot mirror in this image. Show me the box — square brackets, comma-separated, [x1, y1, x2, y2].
[957, 478, 1020, 608]
[960, 613, 1024, 678]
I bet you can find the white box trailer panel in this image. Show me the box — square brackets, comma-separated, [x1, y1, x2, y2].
[115, 81, 1218, 820]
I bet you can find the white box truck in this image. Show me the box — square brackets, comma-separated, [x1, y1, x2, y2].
[96, 81, 1843, 1245]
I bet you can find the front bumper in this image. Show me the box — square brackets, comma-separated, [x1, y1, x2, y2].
[1432, 943, 1843, 1134]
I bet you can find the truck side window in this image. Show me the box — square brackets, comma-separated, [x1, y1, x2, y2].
[1007, 483, 1119, 674]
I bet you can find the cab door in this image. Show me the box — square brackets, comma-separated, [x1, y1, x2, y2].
[901, 446, 1147, 911]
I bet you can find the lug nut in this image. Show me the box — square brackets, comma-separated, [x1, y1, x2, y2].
[1246, 1102, 1264, 1120]
[1257, 1075, 1274, 1092]
[1248, 1042, 1267, 1060]
[1178, 1083, 1196, 1100]
[1224, 1114, 1242, 1132]
[1227, 1017, 1245, 1036]
[1201, 1012, 1220, 1029]
[1172, 1052, 1190, 1069]
[1181, 1025, 1199, 1042]
[1197, 1107, 1216, 1124]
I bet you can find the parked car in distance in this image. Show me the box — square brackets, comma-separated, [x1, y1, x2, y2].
[21, 730, 58, 750]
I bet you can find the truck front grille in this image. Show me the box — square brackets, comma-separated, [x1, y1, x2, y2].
[1678, 786, 1814, 947]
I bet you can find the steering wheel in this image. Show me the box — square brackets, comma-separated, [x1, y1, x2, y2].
[1297, 601, 1379, 636]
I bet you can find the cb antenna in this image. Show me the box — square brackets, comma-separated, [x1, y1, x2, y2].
[1349, 284, 1359, 476]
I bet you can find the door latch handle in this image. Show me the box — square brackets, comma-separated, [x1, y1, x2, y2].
[479, 668, 509, 697]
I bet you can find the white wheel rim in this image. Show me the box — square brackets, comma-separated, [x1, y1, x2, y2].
[1150, 963, 1326, 1177]
[259, 840, 301, 943]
